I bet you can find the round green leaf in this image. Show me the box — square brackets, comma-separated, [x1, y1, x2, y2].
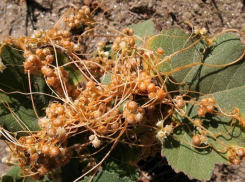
[146, 29, 245, 180]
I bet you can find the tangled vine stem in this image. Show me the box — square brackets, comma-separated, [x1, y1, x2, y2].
[0, 5, 245, 181]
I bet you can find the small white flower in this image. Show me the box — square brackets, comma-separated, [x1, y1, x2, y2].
[101, 51, 109, 57]
[92, 137, 101, 148]
[164, 125, 174, 136]
[156, 130, 166, 143]
[194, 27, 207, 35]
[0, 58, 6, 73]
[5, 147, 10, 152]
[200, 28, 207, 35]
[89, 134, 96, 141]
[135, 112, 144, 122]
[194, 27, 200, 35]
[156, 120, 163, 128]
[200, 135, 208, 145]
[2, 157, 9, 163]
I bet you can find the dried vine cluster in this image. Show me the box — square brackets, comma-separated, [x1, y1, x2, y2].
[1, 5, 245, 181]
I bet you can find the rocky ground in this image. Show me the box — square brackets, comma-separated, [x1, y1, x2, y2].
[0, 0, 245, 181]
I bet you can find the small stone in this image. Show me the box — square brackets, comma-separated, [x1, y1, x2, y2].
[183, 12, 192, 20]
[230, 19, 238, 27]
[193, 4, 200, 12]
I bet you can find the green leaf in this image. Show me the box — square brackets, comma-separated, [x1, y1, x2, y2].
[146, 28, 244, 95]
[128, 19, 155, 46]
[0, 46, 87, 135]
[144, 28, 204, 93]
[1, 166, 22, 182]
[61, 158, 89, 182]
[100, 73, 111, 86]
[145, 28, 205, 84]
[81, 170, 134, 182]
[93, 143, 139, 181]
[31, 75, 50, 115]
[0, 45, 41, 134]
[55, 49, 87, 87]
[163, 105, 245, 180]
[1, 166, 50, 182]
[147, 29, 245, 180]
[61, 143, 138, 182]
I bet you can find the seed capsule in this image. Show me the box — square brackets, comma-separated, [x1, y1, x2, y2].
[147, 83, 156, 92]
[192, 135, 201, 146]
[157, 89, 165, 100]
[35, 49, 43, 56]
[98, 125, 108, 134]
[115, 37, 121, 44]
[148, 92, 156, 99]
[26, 137, 34, 144]
[24, 50, 31, 58]
[148, 105, 156, 112]
[156, 47, 164, 55]
[111, 122, 119, 129]
[93, 110, 102, 118]
[138, 107, 145, 115]
[19, 137, 26, 144]
[139, 82, 147, 92]
[34, 30, 43, 38]
[193, 119, 202, 127]
[122, 28, 129, 35]
[128, 37, 135, 47]
[57, 127, 66, 137]
[47, 128, 57, 137]
[50, 146, 61, 157]
[30, 153, 39, 162]
[128, 28, 134, 35]
[46, 55, 54, 64]
[23, 61, 32, 71]
[69, 22, 75, 28]
[237, 148, 244, 157]
[56, 105, 65, 115]
[42, 48, 51, 56]
[38, 166, 48, 176]
[84, 7, 90, 15]
[229, 155, 241, 165]
[86, 80, 95, 88]
[51, 102, 58, 109]
[112, 43, 118, 51]
[28, 146, 36, 154]
[53, 118, 64, 127]
[63, 40, 71, 47]
[127, 101, 138, 112]
[208, 97, 215, 104]
[126, 114, 136, 124]
[28, 55, 39, 64]
[205, 104, 214, 113]
[46, 77, 59, 87]
[201, 98, 209, 106]
[63, 30, 70, 38]
[41, 66, 54, 77]
[41, 144, 50, 155]
[197, 107, 206, 117]
[175, 97, 185, 109]
[144, 76, 152, 84]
